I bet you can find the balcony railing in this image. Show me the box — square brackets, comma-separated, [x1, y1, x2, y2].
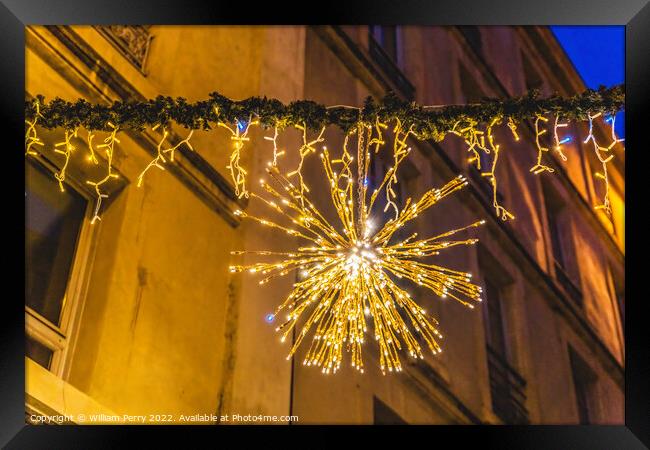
[486, 346, 529, 424]
[553, 260, 583, 307]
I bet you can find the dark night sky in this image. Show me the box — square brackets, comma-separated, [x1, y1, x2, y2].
[550, 26, 625, 138]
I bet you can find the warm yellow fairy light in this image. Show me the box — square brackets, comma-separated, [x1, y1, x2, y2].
[530, 114, 554, 175]
[583, 113, 624, 215]
[53, 128, 78, 192]
[219, 113, 258, 199]
[264, 126, 285, 166]
[137, 125, 194, 188]
[287, 123, 325, 208]
[507, 117, 520, 141]
[384, 119, 412, 219]
[24, 99, 45, 156]
[482, 118, 514, 221]
[230, 122, 484, 374]
[450, 116, 514, 221]
[450, 118, 485, 170]
[86, 123, 120, 224]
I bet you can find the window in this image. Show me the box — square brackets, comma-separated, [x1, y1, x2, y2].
[373, 396, 406, 424]
[369, 26, 398, 62]
[479, 250, 529, 424]
[458, 63, 485, 103]
[521, 51, 544, 92]
[484, 278, 508, 358]
[542, 181, 583, 306]
[609, 266, 625, 336]
[609, 187, 625, 247]
[25, 158, 89, 373]
[483, 279, 529, 424]
[568, 346, 598, 424]
[368, 26, 415, 100]
[457, 26, 483, 56]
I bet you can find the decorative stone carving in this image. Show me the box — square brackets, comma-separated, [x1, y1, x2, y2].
[96, 25, 153, 73]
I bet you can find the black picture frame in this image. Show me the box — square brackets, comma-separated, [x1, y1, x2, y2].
[1, 0, 647, 447]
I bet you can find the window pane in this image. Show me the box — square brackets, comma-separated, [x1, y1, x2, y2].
[26, 335, 54, 370]
[25, 160, 87, 326]
[485, 279, 507, 357]
[569, 348, 596, 424]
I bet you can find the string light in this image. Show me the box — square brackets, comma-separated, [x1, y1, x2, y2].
[53, 128, 79, 192]
[552, 115, 569, 161]
[287, 123, 326, 208]
[583, 112, 624, 215]
[530, 114, 554, 175]
[24, 98, 44, 156]
[230, 121, 484, 374]
[264, 126, 285, 167]
[137, 124, 194, 188]
[86, 123, 120, 224]
[452, 117, 514, 221]
[24, 88, 624, 224]
[219, 112, 258, 199]
[482, 118, 514, 221]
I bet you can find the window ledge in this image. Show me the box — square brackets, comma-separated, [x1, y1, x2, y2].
[26, 357, 116, 424]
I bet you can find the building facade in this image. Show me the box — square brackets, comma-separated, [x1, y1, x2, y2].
[25, 25, 624, 425]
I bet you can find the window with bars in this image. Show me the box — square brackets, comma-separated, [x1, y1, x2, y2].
[479, 252, 529, 424]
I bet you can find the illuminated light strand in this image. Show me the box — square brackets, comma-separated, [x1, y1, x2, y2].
[481, 118, 515, 221]
[384, 119, 414, 220]
[53, 128, 79, 192]
[287, 123, 326, 209]
[552, 115, 569, 161]
[137, 125, 194, 188]
[86, 129, 99, 165]
[220, 113, 258, 199]
[86, 123, 120, 224]
[25, 89, 625, 223]
[507, 117, 520, 142]
[583, 113, 624, 215]
[451, 117, 515, 221]
[264, 126, 285, 166]
[229, 121, 484, 374]
[530, 114, 554, 175]
[24, 99, 45, 156]
[450, 119, 486, 170]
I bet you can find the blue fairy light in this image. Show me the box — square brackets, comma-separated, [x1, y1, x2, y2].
[559, 136, 572, 144]
[265, 313, 275, 323]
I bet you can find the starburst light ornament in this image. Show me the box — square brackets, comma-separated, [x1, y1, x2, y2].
[229, 121, 485, 374]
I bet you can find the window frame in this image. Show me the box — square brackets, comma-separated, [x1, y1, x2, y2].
[568, 345, 599, 424]
[25, 155, 100, 379]
[541, 178, 584, 306]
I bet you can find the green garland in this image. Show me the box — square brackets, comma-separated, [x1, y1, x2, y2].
[25, 84, 624, 141]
